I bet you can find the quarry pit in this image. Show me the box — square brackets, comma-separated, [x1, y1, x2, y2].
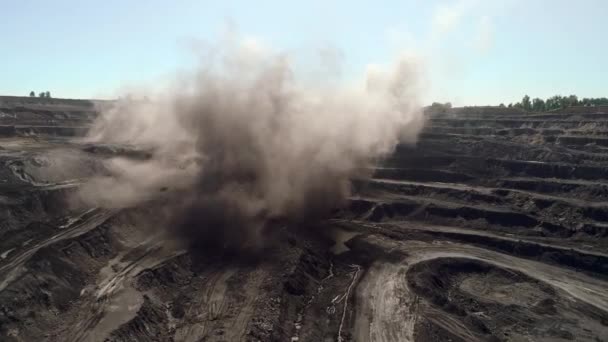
[1, 97, 607, 342]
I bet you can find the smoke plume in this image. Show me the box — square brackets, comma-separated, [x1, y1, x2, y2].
[77, 37, 426, 252]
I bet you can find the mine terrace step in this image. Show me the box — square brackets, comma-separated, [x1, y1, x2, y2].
[0, 125, 90, 137]
[368, 178, 608, 209]
[366, 169, 608, 200]
[380, 156, 608, 181]
[557, 136, 608, 147]
[365, 179, 608, 230]
[428, 118, 608, 130]
[346, 195, 572, 238]
[345, 220, 608, 277]
[424, 126, 608, 137]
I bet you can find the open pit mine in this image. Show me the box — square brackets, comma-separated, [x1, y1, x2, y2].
[0, 96, 607, 341]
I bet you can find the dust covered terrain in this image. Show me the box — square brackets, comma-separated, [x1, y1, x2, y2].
[1, 97, 607, 341]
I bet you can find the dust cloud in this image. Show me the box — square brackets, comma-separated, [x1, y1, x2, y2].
[77, 37, 426, 252]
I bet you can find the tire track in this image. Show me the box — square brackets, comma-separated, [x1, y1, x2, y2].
[354, 263, 417, 342]
[0, 208, 116, 292]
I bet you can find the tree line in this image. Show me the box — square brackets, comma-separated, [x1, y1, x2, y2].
[500, 95, 608, 112]
[29, 91, 51, 98]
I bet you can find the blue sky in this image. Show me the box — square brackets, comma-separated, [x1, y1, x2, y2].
[1, 0, 606, 105]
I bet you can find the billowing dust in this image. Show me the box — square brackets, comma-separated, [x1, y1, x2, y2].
[75, 37, 426, 252]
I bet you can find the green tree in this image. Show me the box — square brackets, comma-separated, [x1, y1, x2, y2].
[496, 95, 607, 111]
[45, 91, 51, 98]
[566, 94, 578, 107]
[429, 102, 452, 113]
[532, 98, 545, 112]
[559, 96, 569, 109]
[522, 95, 531, 111]
[38, 92, 45, 98]
[499, 103, 505, 107]
[29, 91, 35, 97]
[545, 95, 562, 111]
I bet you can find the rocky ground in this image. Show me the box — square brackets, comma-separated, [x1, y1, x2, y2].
[0, 97, 607, 341]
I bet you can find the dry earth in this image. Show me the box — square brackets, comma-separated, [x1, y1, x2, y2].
[0, 97, 607, 341]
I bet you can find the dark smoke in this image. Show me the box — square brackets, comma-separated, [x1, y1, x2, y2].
[76, 36, 426, 253]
